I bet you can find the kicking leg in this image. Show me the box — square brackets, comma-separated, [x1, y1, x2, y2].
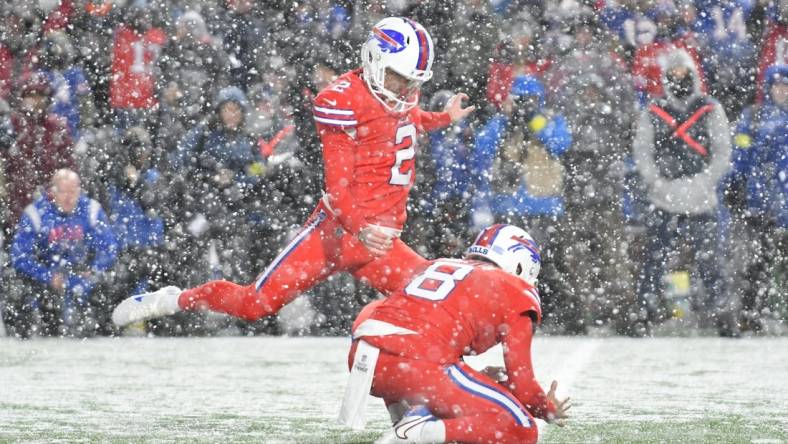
[113, 207, 341, 326]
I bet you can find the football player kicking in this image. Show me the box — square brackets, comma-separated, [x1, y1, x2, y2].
[112, 17, 474, 328]
[345, 224, 570, 444]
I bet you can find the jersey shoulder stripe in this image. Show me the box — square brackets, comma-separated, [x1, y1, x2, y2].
[313, 104, 357, 125]
[313, 73, 363, 127]
[313, 114, 358, 126]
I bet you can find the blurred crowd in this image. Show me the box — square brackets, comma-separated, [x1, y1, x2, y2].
[0, 0, 785, 338]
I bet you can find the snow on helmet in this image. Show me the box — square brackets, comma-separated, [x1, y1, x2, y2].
[464, 224, 541, 286]
[361, 16, 434, 113]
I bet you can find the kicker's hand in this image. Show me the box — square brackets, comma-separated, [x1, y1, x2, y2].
[358, 226, 394, 257]
[445, 93, 475, 123]
[545, 380, 571, 427]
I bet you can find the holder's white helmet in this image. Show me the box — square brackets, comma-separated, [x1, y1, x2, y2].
[361, 17, 434, 113]
[464, 224, 541, 286]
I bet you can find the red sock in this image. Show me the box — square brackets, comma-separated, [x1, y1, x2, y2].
[178, 280, 271, 322]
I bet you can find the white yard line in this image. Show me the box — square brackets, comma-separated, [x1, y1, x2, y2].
[537, 339, 601, 438]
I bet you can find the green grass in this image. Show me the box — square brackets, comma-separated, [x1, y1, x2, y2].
[0, 336, 786, 443]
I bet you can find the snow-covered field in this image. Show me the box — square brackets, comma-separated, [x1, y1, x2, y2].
[1, 336, 787, 443]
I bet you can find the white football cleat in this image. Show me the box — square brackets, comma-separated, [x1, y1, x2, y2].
[112, 286, 183, 327]
[375, 406, 446, 444]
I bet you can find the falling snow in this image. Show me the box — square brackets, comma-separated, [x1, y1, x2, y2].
[0, 0, 786, 441]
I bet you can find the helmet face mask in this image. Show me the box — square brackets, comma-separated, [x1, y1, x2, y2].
[361, 17, 434, 113]
[464, 224, 541, 286]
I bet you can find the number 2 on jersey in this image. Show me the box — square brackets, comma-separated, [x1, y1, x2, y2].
[390, 124, 416, 186]
[405, 261, 474, 301]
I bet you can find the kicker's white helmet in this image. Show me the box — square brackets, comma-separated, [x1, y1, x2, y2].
[464, 224, 541, 286]
[361, 17, 434, 113]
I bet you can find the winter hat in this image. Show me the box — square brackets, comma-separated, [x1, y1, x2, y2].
[214, 86, 249, 112]
[176, 10, 208, 39]
[41, 30, 76, 68]
[658, 47, 695, 73]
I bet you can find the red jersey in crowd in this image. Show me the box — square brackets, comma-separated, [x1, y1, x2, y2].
[313, 68, 451, 234]
[632, 37, 707, 98]
[110, 24, 166, 109]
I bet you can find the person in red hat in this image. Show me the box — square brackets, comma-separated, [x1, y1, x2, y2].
[0, 73, 75, 230]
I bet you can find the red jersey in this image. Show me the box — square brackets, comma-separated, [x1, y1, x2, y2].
[313, 69, 451, 235]
[631, 37, 707, 98]
[353, 258, 551, 418]
[756, 22, 788, 103]
[110, 25, 166, 109]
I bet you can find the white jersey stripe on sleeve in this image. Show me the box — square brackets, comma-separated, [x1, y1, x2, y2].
[314, 116, 358, 126]
[313, 106, 355, 116]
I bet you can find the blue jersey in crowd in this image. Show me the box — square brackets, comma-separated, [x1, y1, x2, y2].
[731, 64, 788, 227]
[11, 193, 118, 297]
[42, 67, 91, 140]
[471, 75, 572, 221]
[107, 171, 165, 251]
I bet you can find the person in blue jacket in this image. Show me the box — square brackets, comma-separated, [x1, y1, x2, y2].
[470, 74, 581, 333]
[101, 126, 169, 300]
[4, 169, 118, 338]
[728, 64, 788, 331]
[168, 86, 264, 285]
[408, 90, 476, 259]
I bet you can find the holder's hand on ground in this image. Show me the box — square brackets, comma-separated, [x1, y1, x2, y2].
[445, 93, 475, 122]
[546, 380, 571, 427]
[358, 226, 393, 257]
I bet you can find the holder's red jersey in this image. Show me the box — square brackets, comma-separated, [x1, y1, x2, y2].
[313, 69, 451, 235]
[353, 258, 552, 418]
[357, 258, 542, 362]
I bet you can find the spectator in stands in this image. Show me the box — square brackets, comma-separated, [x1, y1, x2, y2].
[410, 89, 476, 259]
[110, 3, 166, 131]
[0, 74, 75, 229]
[246, 83, 297, 161]
[101, 126, 170, 312]
[728, 64, 788, 332]
[244, 82, 306, 270]
[688, 0, 759, 116]
[756, 0, 788, 104]
[169, 86, 263, 285]
[0, 5, 39, 102]
[633, 48, 733, 336]
[486, 12, 551, 111]
[70, 0, 123, 122]
[214, 0, 266, 90]
[157, 9, 229, 156]
[4, 169, 117, 338]
[286, 55, 340, 202]
[471, 74, 582, 333]
[38, 30, 95, 140]
[546, 10, 638, 332]
[602, 0, 707, 103]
